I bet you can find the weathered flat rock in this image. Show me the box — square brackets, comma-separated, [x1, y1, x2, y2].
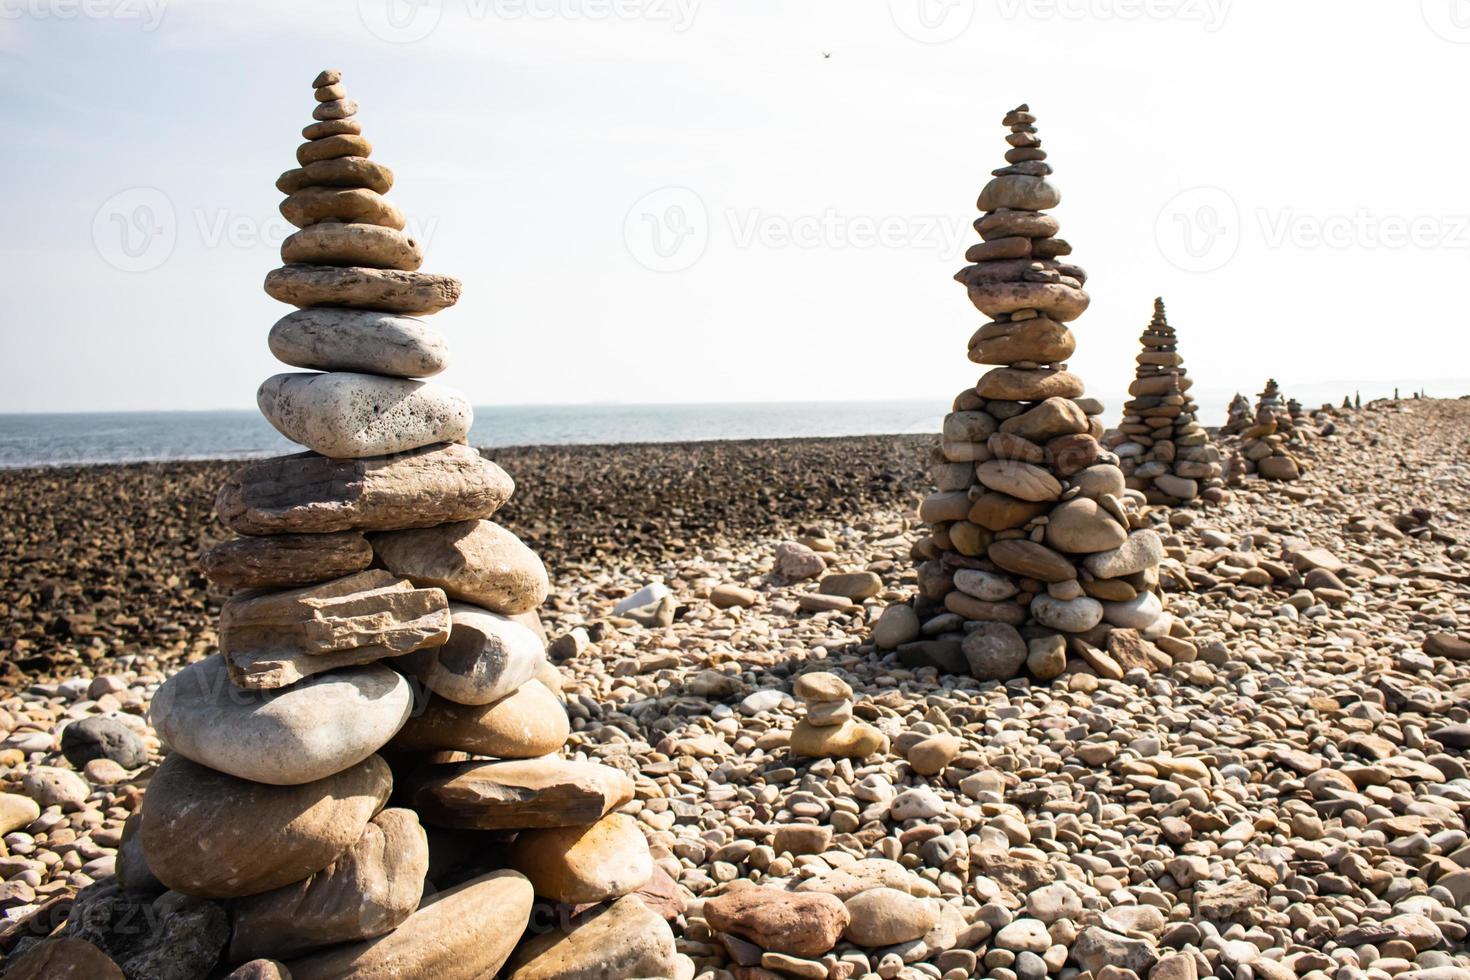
[216, 443, 513, 536]
[1083, 529, 1165, 579]
[150, 655, 412, 785]
[409, 759, 634, 830]
[281, 223, 424, 271]
[200, 531, 373, 592]
[704, 885, 849, 957]
[264, 264, 461, 315]
[970, 317, 1075, 365]
[388, 679, 568, 757]
[976, 366, 1086, 402]
[220, 569, 450, 688]
[140, 754, 391, 899]
[988, 538, 1075, 582]
[503, 893, 677, 980]
[790, 719, 887, 759]
[397, 602, 545, 705]
[229, 808, 428, 962]
[258, 372, 472, 459]
[286, 871, 533, 980]
[269, 308, 448, 378]
[510, 812, 653, 905]
[370, 519, 549, 615]
[975, 458, 1062, 502]
[967, 281, 1089, 322]
[276, 156, 394, 195]
[279, 187, 404, 230]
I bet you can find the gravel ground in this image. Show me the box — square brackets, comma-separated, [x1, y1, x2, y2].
[2, 400, 1469, 979]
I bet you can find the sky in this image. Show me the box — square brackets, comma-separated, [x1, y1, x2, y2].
[2, 0, 1468, 414]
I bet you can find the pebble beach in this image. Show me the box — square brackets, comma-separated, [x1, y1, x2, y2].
[2, 397, 1469, 979]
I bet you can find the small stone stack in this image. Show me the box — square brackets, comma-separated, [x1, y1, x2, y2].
[1237, 379, 1306, 481]
[1221, 393, 1252, 435]
[90, 71, 660, 978]
[898, 105, 1166, 683]
[1107, 297, 1223, 505]
[789, 671, 886, 760]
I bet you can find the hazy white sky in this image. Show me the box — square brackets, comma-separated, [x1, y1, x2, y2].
[2, 0, 1468, 413]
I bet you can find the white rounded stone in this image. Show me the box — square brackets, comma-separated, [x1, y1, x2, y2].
[258, 372, 472, 459]
[150, 654, 413, 785]
[398, 602, 546, 706]
[1103, 590, 1164, 629]
[1030, 594, 1104, 632]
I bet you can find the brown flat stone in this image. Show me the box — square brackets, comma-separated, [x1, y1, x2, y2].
[409, 759, 634, 830]
[200, 531, 373, 592]
[264, 265, 461, 315]
[216, 443, 513, 536]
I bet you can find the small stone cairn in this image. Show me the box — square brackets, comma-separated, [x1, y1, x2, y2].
[72, 71, 664, 978]
[1106, 297, 1224, 506]
[788, 671, 885, 760]
[1221, 393, 1252, 435]
[1237, 378, 1306, 481]
[883, 105, 1167, 683]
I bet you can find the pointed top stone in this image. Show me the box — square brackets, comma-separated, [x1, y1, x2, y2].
[313, 69, 342, 88]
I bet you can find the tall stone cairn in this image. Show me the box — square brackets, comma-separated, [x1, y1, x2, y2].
[106, 71, 666, 978]
[902, 105, 1166, 683]
[1106, 297, 1224, 506]
[1237, 378, 1306, 481]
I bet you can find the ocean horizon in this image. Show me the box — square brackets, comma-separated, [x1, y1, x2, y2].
[1, 380, 1459, 469]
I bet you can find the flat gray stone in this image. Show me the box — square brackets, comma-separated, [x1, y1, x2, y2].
[269, 309, 448, 378]
[264, 265, 461, 315]
[150, 654, 412, 785]
[258, 372, 472, 459]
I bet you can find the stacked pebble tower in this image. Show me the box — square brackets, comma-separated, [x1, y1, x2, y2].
[87, 70, 662, 978]
[1106, 297, 1224, 506]
[1221, 393, 1252, 435]
[788, 671, 886, 761]
[1235, 379, 1306, 482]
[901, 105, 1166, 684]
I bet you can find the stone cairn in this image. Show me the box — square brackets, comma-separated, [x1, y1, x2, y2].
[1221, 392, 1252, 435]
[79, 70, 663, 979]
[788, 671, 885, 760]
[895, 105, 1166, 684]
[1106, 297, 1224, 506]
[1236, 378, 1306, 481]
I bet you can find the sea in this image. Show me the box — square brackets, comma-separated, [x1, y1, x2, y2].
[2, 379, 1457, 469]
[0, 402, 952, 469]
